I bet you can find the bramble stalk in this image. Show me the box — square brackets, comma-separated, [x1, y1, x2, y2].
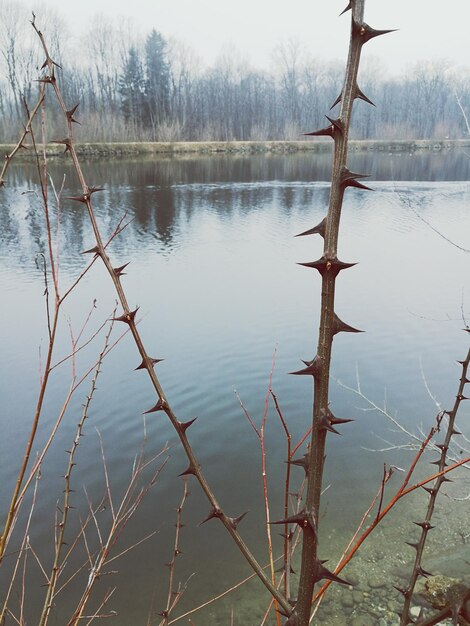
[29, 14, 290, 614]
[287, 2, 396, 623]
[399, 345, 470, 625]
[37, 312, 115, 626]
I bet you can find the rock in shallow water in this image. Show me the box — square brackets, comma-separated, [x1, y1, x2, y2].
[419, 574, 467, 609]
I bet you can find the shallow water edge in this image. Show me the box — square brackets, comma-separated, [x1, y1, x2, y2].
[2, 138, 470, 158]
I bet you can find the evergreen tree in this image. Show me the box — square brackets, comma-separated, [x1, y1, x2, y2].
[118, 46, 146, 127]
[144, 29, 171, 128]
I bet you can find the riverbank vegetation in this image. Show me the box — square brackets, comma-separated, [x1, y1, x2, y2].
[1, 0, 470, 144]
[1, 3, 469, 626]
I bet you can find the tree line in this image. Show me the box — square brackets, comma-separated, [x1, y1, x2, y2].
[1, 1, 470, 143]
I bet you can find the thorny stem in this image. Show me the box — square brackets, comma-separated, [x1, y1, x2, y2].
[237, 355, 280, 624]
[0, 104, 63, 559]
[37, 313, 115, 626]
[271, 390, 292, 600]
[29, 15, 290, 614]
[0, 471, 41, 624]
[310, 440, 470, 609]
[159, 478, 190, 625]
[293, 1, 373, 623]
[400, 345, 470, 625]
[0, 86, 46, 188]
[67, 441, 169, 625]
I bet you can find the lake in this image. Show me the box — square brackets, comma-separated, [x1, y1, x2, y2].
[1, 150, 469, 625]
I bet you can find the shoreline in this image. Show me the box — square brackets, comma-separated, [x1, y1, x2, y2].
[2, 138, 470, 159]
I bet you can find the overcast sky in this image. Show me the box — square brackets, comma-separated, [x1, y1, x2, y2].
[25, 0, 470, 75]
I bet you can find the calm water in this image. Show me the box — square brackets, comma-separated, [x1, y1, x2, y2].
[1, 151, 469, 624]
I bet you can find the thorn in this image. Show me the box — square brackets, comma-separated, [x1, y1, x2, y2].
[313, 560, 351, 585]
[298, 256, 357, 277]
[329, 414, 354, 426]
[87, 186, 105, 195]
[457, 394, 468, 401]
[317, 408, 341, 435]
[295, 217, 326, 238]
[451, 428, 462, 436]
[112, 263, 130, 277]
[355, 84, 376, 106]
[441, 476, 453, 483]
[417, 566, 432, 578]
[113, 307, 139, 324]
[177, 417, 198, 433]
[304, 116, 344, 139]
[405, 542, 419, 551]
[422, 486, 436, 496]
[331, 312, 363, 335]
[52, 138, 71, 153]
[290, 354, 322, 377]
[339, 1, 352, 15]
[330, 93, 342, 109]
[142, 398, 166, 414]
[228, 511, 248, 530]
[340, 166, 373, 191]
[134, 356, 164, 370]
[430, 458, 447, 466]
[330, 85, 374, 109]
[286, 453, 309, 473]
[81, 245, 100, 255]
[199, 506, 222, 526]
[269, 509, 317, 535]
[66, 187, 103, 204]
[66, 193, 88, 203]
[325, 116, 344, 134]
[178, 465, 197, 477]
[66, 103, 80, 124]
[41, 56, 62, 70]
[413, 521, 434, 532]
[393, 585, 411, 598]
[435, 443, 448, 452]
[352, 19, 397, 44]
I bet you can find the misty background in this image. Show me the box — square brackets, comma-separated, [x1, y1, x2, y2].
[1, 0, 470, 142]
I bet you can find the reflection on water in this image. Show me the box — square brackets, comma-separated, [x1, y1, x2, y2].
[1, 151, 469, 624]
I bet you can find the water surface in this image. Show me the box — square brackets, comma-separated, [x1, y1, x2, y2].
[1, 151, 469, 624]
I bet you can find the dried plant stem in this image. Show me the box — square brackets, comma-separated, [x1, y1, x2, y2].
[159, 478, 190, 625]
[38, 314, 115, 626]
[28, 16, 290, 614]
[0, 471, 41, 623]
[67, 440, 169, 625]
[237, 356, 280, 624]
[0, 280, 59, 562]
[271, 390, 293, 600]
[0, 86, 46, 188]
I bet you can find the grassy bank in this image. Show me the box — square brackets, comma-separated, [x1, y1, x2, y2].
[2, 138, 470, 159]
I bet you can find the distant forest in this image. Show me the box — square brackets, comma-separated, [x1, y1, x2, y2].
[1, 2, 470, 143]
